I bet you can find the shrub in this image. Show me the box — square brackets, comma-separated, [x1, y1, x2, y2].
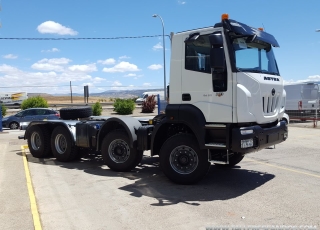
[1, 104, 7, 117]
[113, 98, 135, 115]
[142, 95, 156, 113]
[21, 96, 48, 110]
[92, 101, 103, 116]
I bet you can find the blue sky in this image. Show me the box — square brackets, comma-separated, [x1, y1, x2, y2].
[1, 0, 320, 94]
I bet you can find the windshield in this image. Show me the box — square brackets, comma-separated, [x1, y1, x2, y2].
[233, 38, 280, 76]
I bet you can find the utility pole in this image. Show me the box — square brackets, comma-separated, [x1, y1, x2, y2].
[70, 81, 73, 103]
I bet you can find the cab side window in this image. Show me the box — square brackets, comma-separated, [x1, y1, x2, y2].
[185, 35, 211, 74]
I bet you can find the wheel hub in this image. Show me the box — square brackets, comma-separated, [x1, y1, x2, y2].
[108, 139, 130, 163]
[55, 134, 67, 154]
[170, 146, 198, 174]
[31, 132, 41, 150]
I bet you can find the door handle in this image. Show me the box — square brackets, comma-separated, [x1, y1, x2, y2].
[182, 93, 191, 101]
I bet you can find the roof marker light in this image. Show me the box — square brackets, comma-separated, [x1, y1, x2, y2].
[258, 27, 264, 31]
[221, 14, 229, 21]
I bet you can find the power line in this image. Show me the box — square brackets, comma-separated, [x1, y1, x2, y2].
[0, 35, 170, 40]
[0, 85, 164, 88]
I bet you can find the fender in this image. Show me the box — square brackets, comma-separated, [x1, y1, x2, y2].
[96, 116, 142, 150]
[24, 120, 78, 141]
[151, 104, 207, 155]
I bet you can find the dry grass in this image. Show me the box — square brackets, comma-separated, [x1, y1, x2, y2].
[42, 95, 113, 104]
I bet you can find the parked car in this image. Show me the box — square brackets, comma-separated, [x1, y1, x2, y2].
[1, 108, 60, 129]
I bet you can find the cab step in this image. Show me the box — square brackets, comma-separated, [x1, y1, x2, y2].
[205, 143, 226, 148]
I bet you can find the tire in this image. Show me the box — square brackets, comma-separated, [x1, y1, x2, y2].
[159, 134, 210, 184]
[214, 153, 244, 167]
[9, 122, 19, 129]
[51, 126, 79, 162]
[101, 130, 142, 172]
[27, 125, 52, 158]
[60, 106, 93, 120]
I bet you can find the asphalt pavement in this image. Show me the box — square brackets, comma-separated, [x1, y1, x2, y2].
[0, 125, 319, 230]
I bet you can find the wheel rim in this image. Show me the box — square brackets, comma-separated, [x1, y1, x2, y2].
[55, 134, 67, 154]
[31, 132, 41, 150]
[108, 139, 130, 163]
[10, 122, 18, 129]
[169, 145, 198, 174]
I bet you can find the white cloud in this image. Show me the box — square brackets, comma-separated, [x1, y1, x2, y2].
[98, 58, 116, 65]
[148, 64, 162, 70]
[41, 48, 60, 53]
[102, 61, 140, 73]
[39, 58, 71, 65]
[284, 75, 320, 84]
[124, 73, 137, 77]
[112, 81, 122, 86]
[37, 21, 78, 35]
[92, 77, 105, 83]
[0, 64, 20, 73]
[31, 58, 72, 72]
[119, 55, 130, 59]
[143, 83, 152, 87]
[68, 64, 97, 72]
[178, 0, 186, 4]
[153, 42, 163, 51]
[2, 54, 18, 59]
[307, 75, 320, 80]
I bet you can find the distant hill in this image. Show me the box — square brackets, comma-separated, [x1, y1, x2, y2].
[37, 89, 164, 99]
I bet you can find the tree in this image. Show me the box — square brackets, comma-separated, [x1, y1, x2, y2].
[21, 96, 48, 110]
[1, 104, 7, 117]
[92, 101, 103, 116]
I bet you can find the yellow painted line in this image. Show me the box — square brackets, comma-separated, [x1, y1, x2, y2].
[245, 158, 320, 179]
[21, 145, 42, 230]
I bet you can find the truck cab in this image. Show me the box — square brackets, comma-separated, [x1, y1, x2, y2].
[169, 14, 285, 124]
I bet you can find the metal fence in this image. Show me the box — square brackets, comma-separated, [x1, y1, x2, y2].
[286, 106, 319, 128]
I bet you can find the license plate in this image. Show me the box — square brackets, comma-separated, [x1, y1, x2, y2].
[241, 139, 253, 148]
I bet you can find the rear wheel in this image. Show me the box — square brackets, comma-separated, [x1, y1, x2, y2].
[27, 125, 52, 158]
[159, 134, 210, 184]
[101, 130, 143, 172]
[51, 126, 78, 162]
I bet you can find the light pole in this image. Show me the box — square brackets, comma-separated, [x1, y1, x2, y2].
[152, 14, 167, 101]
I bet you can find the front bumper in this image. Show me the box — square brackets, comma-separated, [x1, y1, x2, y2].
[231, 121, 288, 153]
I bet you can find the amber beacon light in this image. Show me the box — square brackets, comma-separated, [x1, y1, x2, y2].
[221, 13, 229, 20]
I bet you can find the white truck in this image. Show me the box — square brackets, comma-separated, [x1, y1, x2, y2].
[135, 91, 165, 104]
[21, 14, 288, 184]
[284, 82, 320, 119]
[0, 92, 28, 106]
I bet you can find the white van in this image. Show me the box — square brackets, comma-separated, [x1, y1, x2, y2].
[284, 82, 320, 118]
[0, 92, 28, 105]
[135, 91, 164, 104]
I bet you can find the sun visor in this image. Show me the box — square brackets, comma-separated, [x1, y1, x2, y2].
[223, 19, 279, 47]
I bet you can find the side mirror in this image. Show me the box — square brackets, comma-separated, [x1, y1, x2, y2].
[209, 32, 223, 47]
[210, 47, 225, 72]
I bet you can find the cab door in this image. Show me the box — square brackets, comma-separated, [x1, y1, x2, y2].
[181, 30, 233, 123]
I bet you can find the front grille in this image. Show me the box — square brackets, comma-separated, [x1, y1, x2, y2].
[262, 95, 279, 114]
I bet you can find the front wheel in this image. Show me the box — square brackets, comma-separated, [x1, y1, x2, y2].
[101, 130, 143, 172]
[159, 134, 210, 184]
